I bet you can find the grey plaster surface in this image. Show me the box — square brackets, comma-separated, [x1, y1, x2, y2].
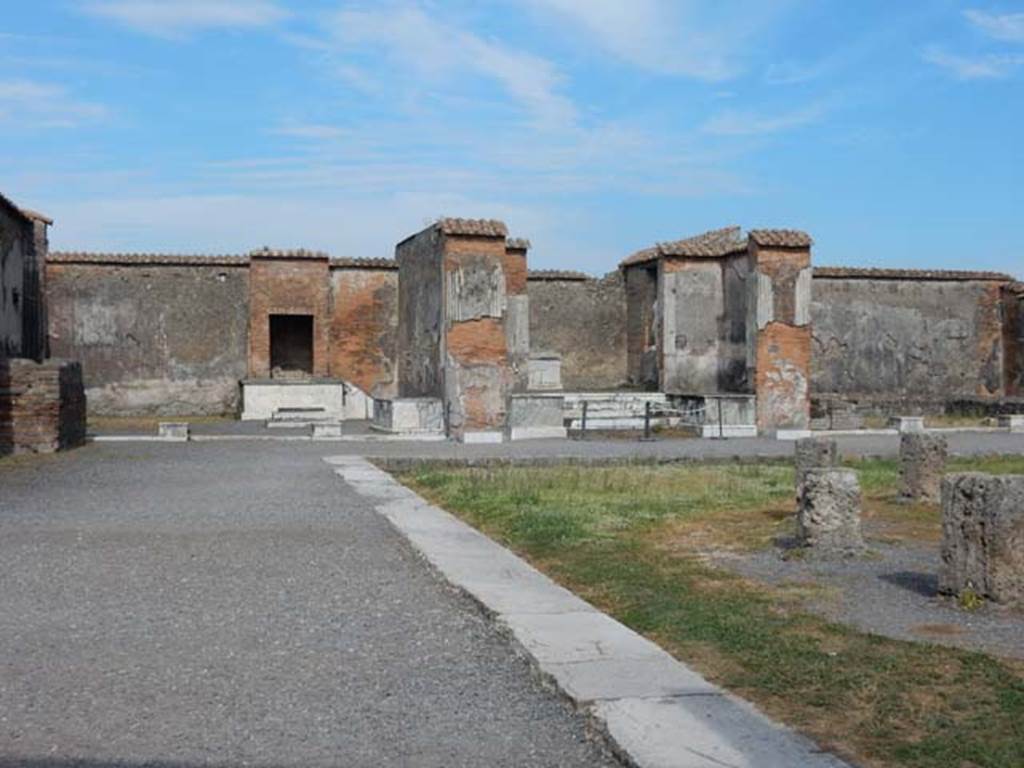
[0, 442, 619, 768]
[332, 456, 852, 768]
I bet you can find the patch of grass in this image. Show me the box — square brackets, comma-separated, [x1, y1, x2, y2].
[88, 414, 234, 432]
[400, 461, 1024, 768]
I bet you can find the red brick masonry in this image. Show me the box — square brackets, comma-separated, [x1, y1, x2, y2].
[0, 357, 86, 455]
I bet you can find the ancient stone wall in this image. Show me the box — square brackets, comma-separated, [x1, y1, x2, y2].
[329, 262, 398, 399]
[0, 198, 31, 358]
[624, 264, 657, 388]
[46, 255, 249, 415]
[396, 228, 443, 398]
[528, 271, 627, 390]
[0, 357, 86, 455]
[811, 269, 1010, 412]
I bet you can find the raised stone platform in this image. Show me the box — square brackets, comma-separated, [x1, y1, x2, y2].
[240, 379, 345, 421]
[372, 398, 445, 436]
[508, 393, 567, 440]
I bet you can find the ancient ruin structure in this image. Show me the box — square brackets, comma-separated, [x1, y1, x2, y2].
[797, 467, 865, 556]
[0, 192, 85, 454]
[899, 433, 948, 503]
[29, 216, 1024, 441]
[940, 473, 1024, 607]
[794, 437, 839, 493]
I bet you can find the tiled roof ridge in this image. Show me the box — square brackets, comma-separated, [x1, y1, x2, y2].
[748, 229, 813, 248]
[250, 247, 329, 259]
[49, 251, 249, 266]
[0, 190, 33, 225]
[621, 225, 745, 266]
[507, 237, 531, 250]
[814, 266, 1014, 282]
[436, 218, 508, 237]
[329, 256, 398, 269]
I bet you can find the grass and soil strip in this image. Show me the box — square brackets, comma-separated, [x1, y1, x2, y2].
[399, 456, 1024, 768]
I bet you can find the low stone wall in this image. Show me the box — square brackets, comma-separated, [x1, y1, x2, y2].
[0, 357, 86, 455]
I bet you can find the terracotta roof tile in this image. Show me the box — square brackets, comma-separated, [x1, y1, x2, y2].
[814, 266, 1013, 282]
[250, 247, 329, 260]
[437, 218, 508, 237]
[621, 226, 746, 266]
[748, 229, 813, 248]
[507, 238, 531, 250]
[329, 257, 398, 270]
[48, 252, 249, 266]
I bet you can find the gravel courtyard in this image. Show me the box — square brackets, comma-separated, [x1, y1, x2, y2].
[0, 442, 619, 768]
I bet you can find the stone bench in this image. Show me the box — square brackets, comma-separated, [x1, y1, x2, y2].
[158, 422, 189, 442]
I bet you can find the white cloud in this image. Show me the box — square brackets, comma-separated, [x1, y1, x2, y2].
[324, 4, 576, 127]
[964, 10, 1024, 43]
[83, 0, 288, 38]
[0, 79, 108, 128]
[701, 104, 825, 136]
[923, 46, 1024, 80]
[525, 0, 788, 81]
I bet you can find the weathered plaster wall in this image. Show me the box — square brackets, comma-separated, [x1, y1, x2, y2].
[1001, 284, 1023, 398]
[46, 260, 249, 415]
[329, 266, 398, 398]
[442, 232, 511, 435]
[248, 254, 330, 379]
[0, 202, 30, 358]
[811, 275, 1007, 407]
[528, 272, 627, 390]
[396, 229, 443, 398]
[659, 253, 750, 395]
[624, 265, 658, 388]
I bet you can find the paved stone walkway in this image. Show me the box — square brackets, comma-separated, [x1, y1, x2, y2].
[0, 442, 619, 768]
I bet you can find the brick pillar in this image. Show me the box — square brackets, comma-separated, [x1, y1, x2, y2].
[441, 220, 513, 440]
[747, 230, 813, 435]
[504, 238, 530, 393]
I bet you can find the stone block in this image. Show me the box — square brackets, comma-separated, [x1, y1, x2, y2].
[890, 416, 925, 434]
[311, 421, 343, 440]
[797, 468, 865, 556]
[158, 422, 189, 441]
[939, 473, 1024, 607]
[241, 380, 345, 421]
[372, 397, 444, 434]
[998, 414, 1024, 433]
[508, 394, 566, 440]
[528, 353, 562, 391]
[794, 437, 838, 490]
[899, 433, 947, 503]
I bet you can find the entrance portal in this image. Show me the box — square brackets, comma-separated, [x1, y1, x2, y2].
[269, 314, 313, 378]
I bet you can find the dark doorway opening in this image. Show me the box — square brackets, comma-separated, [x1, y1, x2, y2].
[269, 314, 314, 378]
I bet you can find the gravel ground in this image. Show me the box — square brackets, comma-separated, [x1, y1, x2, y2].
[719, 538, 1024, 660]
[0, 442, 620, 768]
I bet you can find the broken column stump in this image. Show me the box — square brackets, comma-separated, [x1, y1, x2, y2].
[794, 437, 839, 492]
[939, 473, 1024, 607]
[899, 432, 948, 503]
[797, 468, 865, 556]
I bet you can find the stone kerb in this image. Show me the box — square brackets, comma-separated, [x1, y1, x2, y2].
[939, 473, 1024, 607]
[797, 468, 865, 557]
[899, 432, 948, 503]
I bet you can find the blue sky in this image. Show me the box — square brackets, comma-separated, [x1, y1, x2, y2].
[1, 1, 1022, 276]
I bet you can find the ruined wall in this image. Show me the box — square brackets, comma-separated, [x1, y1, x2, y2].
[624, 265, 658, 388]
[528, 271, 627, 390]
[0, 201, 30, 358]
[0, 357, 86, 455]
[396, 229, 443, 398]
[46, 256, 249, 415]
[1003, 284, 1024, 398]
[811, 270, 1009, 410]
[442, 228, 512, 435]
[329, 263, 398, 398]
[659, 253, 750, 395]
[504, 242, 530, 392]
[248, 252, 330, 379]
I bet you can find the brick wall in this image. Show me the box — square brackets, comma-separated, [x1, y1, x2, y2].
[329, 265, 398, 398]
[0, 357, 86, 455]
[248, 254, 330, 379]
